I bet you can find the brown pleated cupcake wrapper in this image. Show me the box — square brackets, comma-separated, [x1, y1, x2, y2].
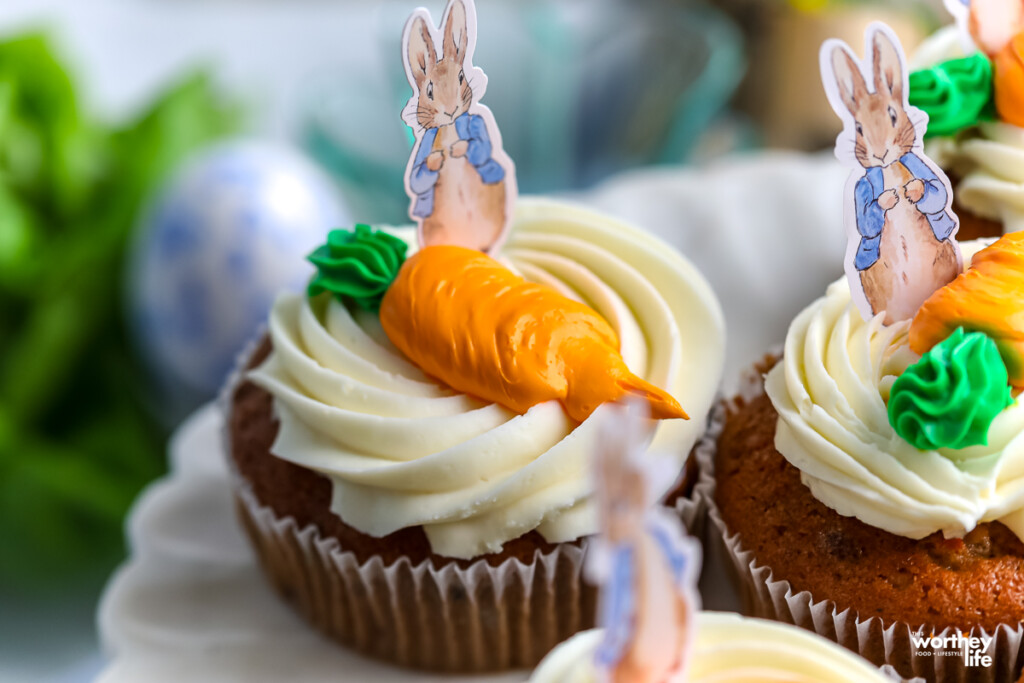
[232, 483, 592, 671]
[694, 367, 1024, 683]
[218, 330, 707, 672]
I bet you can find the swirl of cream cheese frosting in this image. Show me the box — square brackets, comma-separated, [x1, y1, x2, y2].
[246, 198, 725, 559]
[765, 239, 1024, 543]
[915, 26, 1024, 233]
[930, 121, 1024, 233]
[527, 612, 892, 683]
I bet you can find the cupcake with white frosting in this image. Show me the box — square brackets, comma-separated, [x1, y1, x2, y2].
[701, 20, 1024, 679]
[699, 236, 1024, 683]
[223, 0, 725, 670]
[529, 612, 896, 683]
[225, 197, 725, 672]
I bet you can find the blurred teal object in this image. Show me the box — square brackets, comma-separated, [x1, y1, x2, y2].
[302, 0, 744, 224]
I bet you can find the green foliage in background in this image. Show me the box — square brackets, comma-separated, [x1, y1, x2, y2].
[0, 33, 239, 588]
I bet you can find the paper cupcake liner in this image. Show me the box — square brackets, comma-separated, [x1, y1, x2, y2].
[233, 483, 596, 671]
[217, 331, 706, 671]
[693, 365, 1024, 683]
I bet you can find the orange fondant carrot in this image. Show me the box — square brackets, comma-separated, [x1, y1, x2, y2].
[909, 232, 1024, 388]
[379, 245, 686, 422]
[994, 32, 1024, 128]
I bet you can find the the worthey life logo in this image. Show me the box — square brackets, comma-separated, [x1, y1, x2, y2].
[912, 631, 994, 668]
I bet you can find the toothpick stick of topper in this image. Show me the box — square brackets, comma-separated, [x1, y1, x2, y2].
[586, 400, 701, 683]
[820, 22, 963, 326]
[400, 0, 518, 255]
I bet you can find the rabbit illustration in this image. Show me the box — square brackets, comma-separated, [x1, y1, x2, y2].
[401, 0, 513, 254]
[826, 26, 961, 324]
[590, 403, 698, 683]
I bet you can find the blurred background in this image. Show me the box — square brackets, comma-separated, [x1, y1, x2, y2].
[0, 0, 951, 680]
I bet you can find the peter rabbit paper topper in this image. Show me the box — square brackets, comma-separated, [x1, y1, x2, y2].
[587, 401, 700, 683]
[821, 23, 963, 325]
[400, 0, 517, 255]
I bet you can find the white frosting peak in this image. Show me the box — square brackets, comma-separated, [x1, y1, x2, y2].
[930, 122, 1024, 233]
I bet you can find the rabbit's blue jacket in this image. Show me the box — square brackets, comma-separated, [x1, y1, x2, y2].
[853, 152, 957, 270]
[595, 519, 692, 668]
[408, 113, 505, 218]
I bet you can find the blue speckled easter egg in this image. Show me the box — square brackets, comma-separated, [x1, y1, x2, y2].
[127, 141, 347, 412]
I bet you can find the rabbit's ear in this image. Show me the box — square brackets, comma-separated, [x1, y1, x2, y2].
[443, 0, 469, 65]
[872, 30, 904, 102]
[407, 16, 436, 89]
[831, 46, 867, 116]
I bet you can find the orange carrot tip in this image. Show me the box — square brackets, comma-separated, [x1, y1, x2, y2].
[616, 375, 689, 421]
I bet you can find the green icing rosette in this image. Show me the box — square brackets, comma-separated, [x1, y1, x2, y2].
[909, 53, 994, 138]
[307, 224, 408, 311]
[889, 328, 1013, 451]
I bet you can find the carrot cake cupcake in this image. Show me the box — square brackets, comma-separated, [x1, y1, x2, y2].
[705, 234, 1024, 682]
[224, 0, 725, 671]
[529, 612, 897, 683]
[703, 21, 1024, 682]
[227, 195, 724, 671]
